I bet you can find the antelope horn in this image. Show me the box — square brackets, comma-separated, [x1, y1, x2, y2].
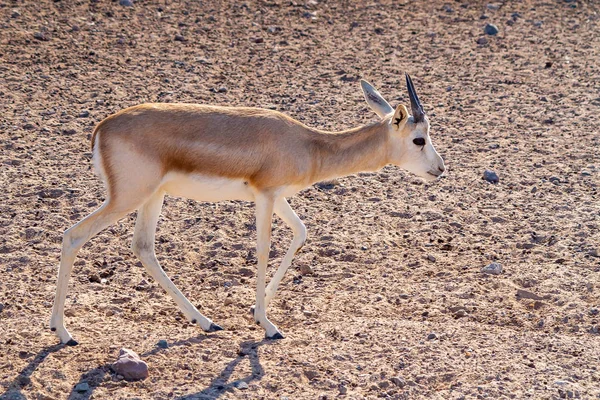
[405, 73, 425, 123]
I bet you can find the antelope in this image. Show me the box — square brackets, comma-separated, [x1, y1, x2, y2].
[50, 74, 445, 345]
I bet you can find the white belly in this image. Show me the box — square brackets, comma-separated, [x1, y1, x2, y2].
[161, 172, 255, 202]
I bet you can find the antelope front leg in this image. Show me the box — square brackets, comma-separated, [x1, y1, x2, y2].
[253, 193, 284, 339]
[261, 198, 306, 309]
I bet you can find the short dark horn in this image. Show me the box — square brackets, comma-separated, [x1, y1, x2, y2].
[405, 73, 425, 123]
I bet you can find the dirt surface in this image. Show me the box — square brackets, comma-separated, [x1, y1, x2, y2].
[1, 0, 600, 399]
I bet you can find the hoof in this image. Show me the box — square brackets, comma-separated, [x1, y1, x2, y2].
[191, 319, 197, 324]
[208, 323, 223, 332]
[50, 327, 56, 332]
[249, 306, 255, 316]
[266, 332, 285, 340]
[65, 339, 79, 346]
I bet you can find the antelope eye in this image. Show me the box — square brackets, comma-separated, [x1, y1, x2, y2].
[413, 138, 426, 146]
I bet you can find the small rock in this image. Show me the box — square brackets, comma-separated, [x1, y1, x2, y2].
[89, 274, 101, 283]
[590, 308, 599, 316]
[486, 3, 499, 10]
[316, 180, 339, 190]
[252, 37, 264, 43]
[304, 370, 319, 381]
[78, 110, 90, 118]
[483, 169, 499, 183]
[119, 0, 134, 6]
[224, 297, 234, 306]
[111, 348, 149, 381]
[11, 10, 21, 18]
[426, 333, 437, 340]
[454, 309, 468, 318]
[477, 37, 489, 45]
[481, 262, 503, 275]
[300, 264, 314, 275]
[38, 189, 64, 199]
[23, 123, 36, 130]
[74, 382, 89, 392]
[217, 87, 228, 93]
[174, 34, 186, 42]
[157, 339, 168, 349]
[516, 289, 545, 301]
[581, 170, 592, 176]
[484, 23, 499, 35]
[33, 31, 50, 41]
[390, 377, 406, 388]
[442, 4, 453, 12]
[235, 381, 249, 390]
[338, 384, 347, 395]
[549, 176, 561, 185]
[426, 254, 436, 262]
[374, 27, 384, 34]
[267, 26, 278, 34]
[239, 267, 254, 277]
[589, 326, 599, 334]
[0, 303, 4, 312]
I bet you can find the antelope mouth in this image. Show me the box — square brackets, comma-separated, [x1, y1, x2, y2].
[427, 170, 443, 178]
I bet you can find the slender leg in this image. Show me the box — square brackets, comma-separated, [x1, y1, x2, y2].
[253, 193, 283, 339]
[264, 198, 307, 308]
[131, 192, 221, 332]
[50, 200, 136, 344]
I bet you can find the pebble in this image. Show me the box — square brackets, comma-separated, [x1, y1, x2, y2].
[481, 262, 503, 275]
[483, 169, 499, 183]
[442, 4, 453, 12]
[477, 37, 489, 45]
[426, 333, 437, 340]
[235, 381, 249, 390]
[0, 303, 4, 312]
[217, 87, 228, 93]
[157, 339, 168, 349]
[78, 110, 90, 118]
[111, 348, 149, 381]
[590, 308, 599, 316]
[174, 34, 186, 42]
[426, 255, 436, 262]
[33, 31, 50, 41]
[581, 170, 592, 176]
[390, 377, 406, 388]
[549, 176, 561, 185]
[300, 264, 314, 275]
[484, 23, 499, 35]
[119, 0, 134, 6]
[74, 382, 89, 392]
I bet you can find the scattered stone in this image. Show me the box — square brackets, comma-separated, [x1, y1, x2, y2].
[516, 289, 546, 301]
[374, 27, 384, 35]
[454, 309, 467, 318]
[34, 31, 50, 41]
[38, 188, 64, 199]
[484, 23, 499, 35]
[74, 382, 89, 393]
[23, 123, 35, 130]
[426, 255, 436, 262]
[481, 262, 503, 275]
[590, 308, 599, 316]
[390, 377, 406, 388]
[78, 110, 90, 118]
[62, 129, 77, 136]
[589, 249, 599, 258]
[477, 37, 489, 45]
[216, 87, 228, 93]
[338, 384, 347, 395]
[300, 264, 314, 275]
[238, 267, 254, 277]
[304, 370, 319, 381]
[224, 297, 234, 306]
[252, 37, 264, 43]
[589, 326, 599, 334]
[119, 0, 134, 6]
[426, 333, 437, 340]
[442, 4, 453, 13]
[157, 339, 168, 349]
[486, 3, 499, 10]
[581, 170, 592, 176]
[235, 381, 249, 390]
[111, 348, 149, 381]
[483, 169, 499, 183]
[549, 176, 561, 185]
[89, 274, 101, 283]
[174, 34, 186, 42]
[11, 9, 21, 18]
[0, 303, 4, 312]
[316, 180, 339, 189]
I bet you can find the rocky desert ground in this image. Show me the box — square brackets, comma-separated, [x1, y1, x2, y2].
[1, 0, 600, 399]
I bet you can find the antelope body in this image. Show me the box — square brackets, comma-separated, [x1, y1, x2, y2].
[50, 74, 445, 344]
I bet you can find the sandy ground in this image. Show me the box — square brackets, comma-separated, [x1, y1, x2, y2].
[1, 0, 600, 399]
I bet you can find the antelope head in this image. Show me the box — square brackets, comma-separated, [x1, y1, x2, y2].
[361, 73, 445, 181]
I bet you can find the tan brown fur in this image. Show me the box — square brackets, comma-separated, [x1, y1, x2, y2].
[93, 103, 392, 194]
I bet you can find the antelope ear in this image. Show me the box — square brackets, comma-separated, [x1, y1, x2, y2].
[360, 80, 394, 119]
[392, 105, 409, 130]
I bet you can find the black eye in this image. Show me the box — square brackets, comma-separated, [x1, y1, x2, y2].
[413, 138, 426, 146]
